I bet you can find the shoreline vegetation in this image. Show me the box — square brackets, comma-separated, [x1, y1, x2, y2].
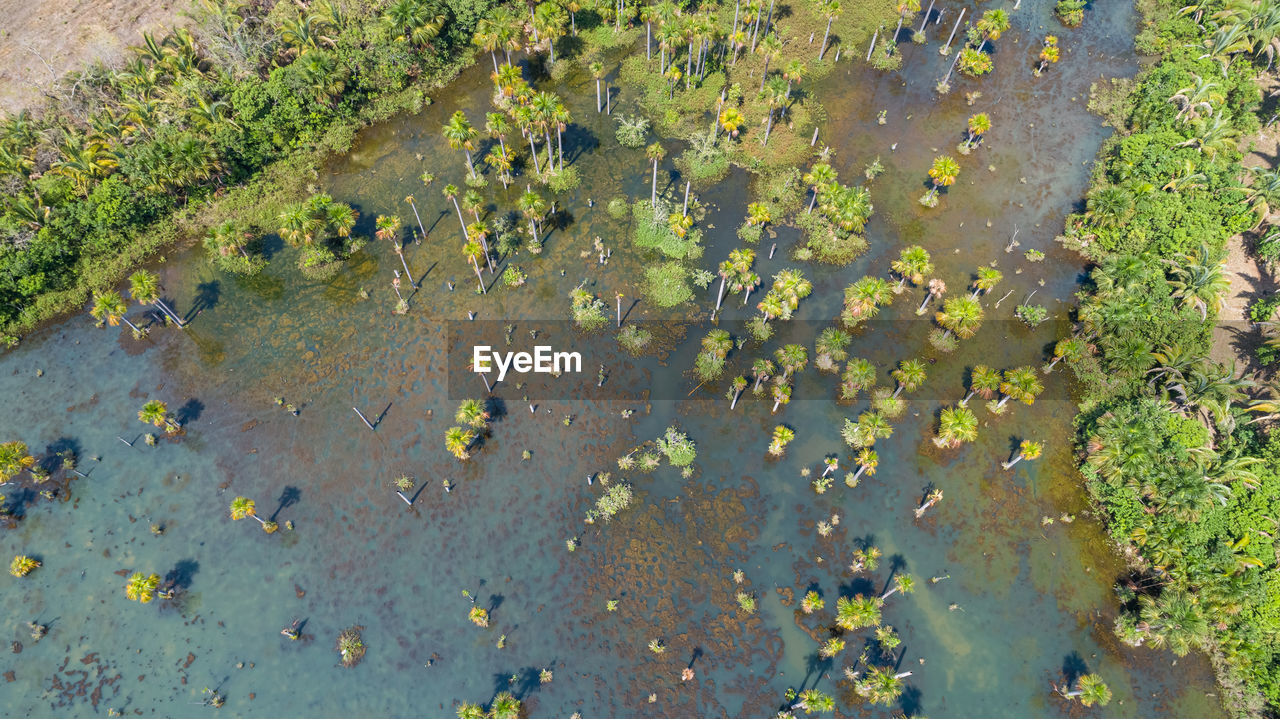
[4, 0, 1280, 716]
[1065, 1, 1280, 715]
[0, 0, 490, 341]
[0, 0, 899, 341]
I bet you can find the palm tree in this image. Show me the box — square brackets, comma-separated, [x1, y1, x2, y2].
[849, 542, 880, 570]
[842, 411, 893, 448]
[1045, 336, 1086, 373]
[1168, 73, 1223, 122]
[892, 0, 921, 41]
[770, 381, 792, 413]
[835, 594, 882, 630]
[719, 107, 747, 138]
[485, 146, 514, 188]
[1085, 185, 1134, 228]
[992, 366, 1043, 413]
[962, 364, 1001, 404]
[891, 245, 932, 292]
[445, 426, 476, 460]
[0, 441, 35, 483]
[138, 400, 178, 433]
[818, 0, 841, 59]
[975, 9, 1011, 53]
[533, 1, 569, 62]
[921, 155, 960, 207]
[970, 266, 1003, 298]
[490, 691, 521, 719]
[934, 406, 978, 448]
[747, 202, 772, 231]
[455, 398, 490, 430]
[760, 76, 789, 145]
[492, 8, 522, 63]
[1036, 35, 1060, 74]
[128, 270, 183, 326]
[767, 425, 794, 456]
[914, 487, 943, 518]
[456, 702, 485, 719]
[1178, 114, 1240, 158]
[589, 61, 606, 112]
[727, 376, 749, 409]
[756, 32, 782, 92]
[1003, 439, 1043, 469]
[935, 295, 984, 340]
[382, 0, 445, 47]
[752, 358, 775, 393]
[90, 291, 144, 337]
[775, 344, 809, 379]
[915, 278, 946, 315]
[842, 276, 895, 325]
[646, 142, 666, 207]
[278, 203, 319, 246]
[892, 358, 927, 397]
[803, 162, 837, 213]
[230, 496, 272, 531]
[960, 112, 991, 154]
[814, 327, 851, 370]
[518, 190, 547, 244]
[442, 111, 479, 178]
[473, 17, 503, 74]
[856, 666, 913, 705]
[9, 555, 40, 577]
[1137, 589, 1209, 656]
[852, 448, 878, 482]
[463, 239, 487, 294]
[1059, 673, 1112, 707]
[1168, 244, 1229, 320]
[125, 572, 162, 603]
[881, 573, 916, 600]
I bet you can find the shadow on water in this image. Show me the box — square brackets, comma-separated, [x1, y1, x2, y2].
[899, 685, 924, 716]
[1062, 650, 1089, 684]
[186, 280, 221, 320]
[176, 398, 204, 425]
[39, 436, 81, 472]
[164, 559, 200, 591]
[270, 486, 302, 522]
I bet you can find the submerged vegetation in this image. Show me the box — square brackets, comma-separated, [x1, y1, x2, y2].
[4, 0, 1279, 716]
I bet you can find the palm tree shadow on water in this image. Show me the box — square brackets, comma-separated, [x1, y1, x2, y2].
[488, 664, 548, 701]
[185, 280, 221, 322]
[1062, 650, 1089, 685]
[164, 559, 199, 591]
[176, 398, 204, 426]
[269, 486, 302, 522]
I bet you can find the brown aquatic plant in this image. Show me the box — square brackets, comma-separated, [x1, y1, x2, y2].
[337, 626, 366, 667]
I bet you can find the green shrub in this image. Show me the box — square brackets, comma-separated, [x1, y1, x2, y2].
[615, 114, 650, 148]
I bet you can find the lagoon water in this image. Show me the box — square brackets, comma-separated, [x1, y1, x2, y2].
[1, 2, 1228, 717]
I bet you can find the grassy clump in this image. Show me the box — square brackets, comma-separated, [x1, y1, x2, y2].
[643, 262, 694, 308]
[632, 202, 703, 260]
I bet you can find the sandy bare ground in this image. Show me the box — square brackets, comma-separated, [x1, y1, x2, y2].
[0, 0, 188, 113]
[1210, 75, 1280, 381]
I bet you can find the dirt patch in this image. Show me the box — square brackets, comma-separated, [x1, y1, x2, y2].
[0, 0, 188, 113]
[1209, 75, 1280, 376]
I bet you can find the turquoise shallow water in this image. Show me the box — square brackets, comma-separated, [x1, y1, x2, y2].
[1, 2, 1228, 717]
